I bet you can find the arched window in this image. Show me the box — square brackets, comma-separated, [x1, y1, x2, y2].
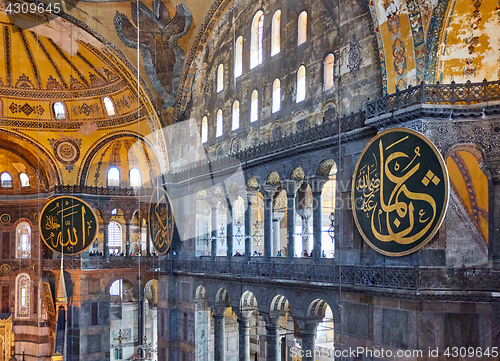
[108, 222, 122, 254]
[235, 36, 243, 78]
[217, 64, 224, 92]
[1, 173, 12, 187]
[107, 167, 120, 187]
[324, 54, 335, 91]
[216, 109, 223, 137]
[272, 79, 281, 113]
[201, 116, 208, 143]
[111, 208, 117, 215]
[250, 11, 264, 69]
[296, 65, 306, 103]
[103, 97, 116, 116]
[16, 222, 31, 259]
[129, 168, 142, 187]
[251, 90, 259, 122]
[53, 102, 65, 120]
[232, 101, 240, 130]
[110, 279, 122, 296]
[298, 11, 307, 45]
[16, 273, 30, 318]
[19, 173, 30, 187]
[271, 11, 281, 56]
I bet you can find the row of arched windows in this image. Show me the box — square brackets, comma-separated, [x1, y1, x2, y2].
[0, 172, 30, 188]
[53, 96, 116, 120]
[107, 167, 142, 187]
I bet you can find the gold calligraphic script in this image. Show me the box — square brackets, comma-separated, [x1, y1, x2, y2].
[149, 187, 174, 254]
[40, 196, 98, 255]
[352, 128, 449, 256]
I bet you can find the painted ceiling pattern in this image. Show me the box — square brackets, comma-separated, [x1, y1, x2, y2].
[0, 16, 145, 130]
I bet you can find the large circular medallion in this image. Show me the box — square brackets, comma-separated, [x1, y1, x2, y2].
[40, 196, 98, 255]
[54, 139, 80, 165]
[352, 128, 449, 256]
[149, 187, 174, 255]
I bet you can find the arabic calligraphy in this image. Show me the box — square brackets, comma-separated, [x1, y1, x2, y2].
[149, 187, 174, 254]
[352, 128, 449, 256]
[40, 196, 98, 255]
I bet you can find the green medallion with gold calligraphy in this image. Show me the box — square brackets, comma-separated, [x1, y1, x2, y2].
[40, 196, 98, 255]
[352, 128, 449, 256]
[149, 187, 174, 255]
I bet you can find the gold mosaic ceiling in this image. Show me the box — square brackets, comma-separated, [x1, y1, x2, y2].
[0, 14, 144, 130]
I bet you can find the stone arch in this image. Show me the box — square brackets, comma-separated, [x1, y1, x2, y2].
[266, 171, 281, 186]
[270, 294, 290, 313]
[316, 159, 336, 178]
[247, 177, 259, 191]
[105, 275, 138, 297]
[195, 284, 206, 300]
[215, 287, 230, 305]
[290, 167, 305, 181]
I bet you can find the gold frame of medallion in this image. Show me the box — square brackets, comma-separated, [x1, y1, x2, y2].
[39, 196, 99, 255]
[351, 127, 450, 257]
[148, 187, 174, 255]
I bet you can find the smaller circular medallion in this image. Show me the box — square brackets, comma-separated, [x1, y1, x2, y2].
[33, 264, 38, 272]
[53, 139, 80, 165]
[0, 214, 10, 224]
[0, 264, 10, 274]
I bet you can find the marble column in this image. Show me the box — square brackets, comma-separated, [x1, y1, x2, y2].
[210, 201, 219, 260]
[287, 193, 296, 262]
[302, 321, 318, 361]
[263, 192, 274, 262]
[227, 203, 233, 261]
[312, 189, 323, 263]
[125, 222, 131, 257]
[244, 193, 256, 261]
[103, 221, 109, 259]
[272, 213, 284, 257]
[213, 314, 226, 361]
[238, 316, 250, 361]
[266, 317, 281, 361]
[301, 215, 311, 256]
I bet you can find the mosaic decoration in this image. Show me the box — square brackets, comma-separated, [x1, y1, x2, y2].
[149, 187, 174, 254]
[109, 141, 122, 166]
[352, 128, 449, 256]
[407, 0, 426, 84]
[347, 37, 362, 76]
[0, 264, 10, 274]
[71, 103, 101, 116]
[15, 74, 35, 89]
[49, 138, 82, 171]
[93, 143, 112, 186]
[366, 0, 389, 94]
[291, 167, 305, 180]
[0, 214, 10, 224]
[114, 0, 192, 109]
[46, 76, 64, 91]
[9, 102, 44, 116]
[40, 196, 99, 255]
[386, 7, 408, 89]
[463, 0, 482, 78]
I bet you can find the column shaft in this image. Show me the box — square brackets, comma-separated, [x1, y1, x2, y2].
[238, 317, 250, 361]
[266, 319, 280, 361]
[264, 195, 273, 262]
[227, 205, 233, 261]
[312, 191, 322, 263]
[287, 195, 296, 262]
[302, 328, 316, 361]
[211, 204, 219, 260]
[103, 222, 109, 259]
[245, 197, 254, 261]
[214, 314, 226, 361]
[272, 215, 283, 257]
[125, 222, 131, 257]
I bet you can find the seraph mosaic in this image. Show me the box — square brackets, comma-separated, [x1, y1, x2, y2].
[114, 0, 192, 109]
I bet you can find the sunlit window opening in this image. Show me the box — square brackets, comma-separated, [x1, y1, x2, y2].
[234, 36, 243, 78]
[107, 167, 120, 187]
[232, 101, 240, 130]
[272, 79, 281, 113]
[296, 65, 306, 103]
[110, 279, 122, 296]
[129, 168, 142, 187]
[16, 222, 31, 259]
[324, 54, 335, 91]
[250, 11, 264, 69]
[111, 208, 117, 215]
[216, 109, 223, 137]
[298, 11, 307, 45]
[19, 173, 29, 187]
[53, 102, 65, 120]
[271, 11, 281, 56]
[201, 116, 208, 143]
[251, 90, 259, 122]
[103, 97, 116, 116]
[16, 274, 30, 317]
[108, 222, 122, 254]
[217, 64, 224, 92]
[1, 173, 12, 187]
